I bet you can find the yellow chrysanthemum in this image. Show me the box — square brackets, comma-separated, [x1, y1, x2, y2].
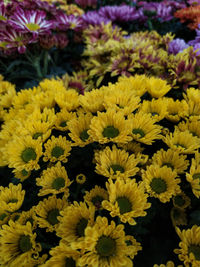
[102, 179, 151, 225]
[57, 201, 95, 244]
[186, 152, 200, 198]
[84, 185, 108, 210]
[185, 100, 200, 120]
[146, 76, 171, 98]
[165, 99, 189, 123]
[125, 235, 142, 259]
[153, 260, 183, 267]
[72, 216, 133, 267]
[128, 112, 162, 145]
[177, 119, 200, 139]
[68, 112, 93, 147]
[0, 183, 25, 212]
[12, 87, 40, 110]
[95, 145, 139, 180]
[151, 148, 189, 174]
[184, 87, 200, 103]
[0, 208, 9, 226]
[43, 135, 71, 163]
[76, 173, 86, 184]
[79, 89, 105, 113]
[55, 89, 79, 111]
[172, 192, 191, 209]
[141, 165, 181, 203]
[89, 109, 132, 144]
[0, 80, 16, 109]
[29, 107, 56, 128]
[34, 195, 68, 232]
[43, 241, 81, 267]
[163, 130, 200, 154]
[18, 207, 37, 230]
[174, 225, 200, 266]
[1, 135, 43, 171]
[13, 169, 31, 182]
[36, 161, 72, 197]
[139, 98, 168, 122]
[0, 221, 41, 267]
[54, 109, 76, 131]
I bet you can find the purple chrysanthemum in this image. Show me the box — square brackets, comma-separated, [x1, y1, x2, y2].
[81, 11, 110, 26]
[193, 43, 200, 56]
[189, 25, 200, 46]
[56, 13, 84, 31]
[168, 38, 189, 55]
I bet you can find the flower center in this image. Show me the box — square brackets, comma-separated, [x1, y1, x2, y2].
[116, 196, 132, 214]
[96, 235, 116, 257]
[110, 164, 125, 175]
[19, 235, 32, 253]
[175, 143, 186, 149]
[51, 146, 64, 158]
[125, 240, 133, 246]
[91, 195, 104, 209]
[80, 129, 89, 141]
[21, 147, 37, 163]
[76, 218, 88, 237]
[47, 209, 60, 225]
[25, 23, 40, 31]
[8, 198, 18, 203]
[52, 177, 65, 190]
[173, 195, 185, 207]
[151, 112, 158, 116]
[188, 245, 200, 260]
[132, 128, 145, 138]
[33, 132, 43, 139]
[0, 15, 6, 21]
[162, 162, 174, 170]
[21, 169, 29, 176]
[102, 126, 119, 138]
[0, 213, 7, 221]
[65, 257, 76, 267]
[193, 173, 200, 180]
[150, 178, 167, 194]
[60, 121, 67, 127]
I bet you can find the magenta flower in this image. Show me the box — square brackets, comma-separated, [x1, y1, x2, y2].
[56, 13, 84, 31]
[9, 8, 54, 38]
[0, 3, 6, 22]
[82, 11, 110, 26]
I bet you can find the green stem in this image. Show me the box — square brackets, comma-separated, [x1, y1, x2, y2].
[33, 58, 43, 79]
[147, 19, 153, 31]
[43, 50, 49, 76]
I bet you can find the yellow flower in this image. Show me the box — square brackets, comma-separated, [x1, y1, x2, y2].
[55, 89, 79, 111]
[34, 195, 68, 232]
[128, 112, 162, 145]
[18, 207, 37, 230]
[36, 161, 72, 197]
[165, 99, 189, 123]
[171, 207, 187, 227]
[151, 148, 189, 174]
[84, 185, 108, 210]
[177, 119, 200, 139]
[174, 225, 200, 266]
[146, 76, 171, 98]
[172, 192, 191, 210]
[68, 112, 93, 147]
[95, 145, 139, 180]
[163, 130, 200, 154]
[89, 109, 132, 144]
[125, 235, 142, 259]
[0, 221, 41, 266]
[0, 208, 9, 226]
[76, 173, 86, 184]
[0, 80, 16, 109]
[186, 152, 200, 198]
[13, 169, 31, 182]
[79, 89, 105, 113]
[2, 135, 43, 171]
[54, 109, 76, 131]
[153, 260, 183, 267]
[73, 216, 133, 267]
[141, 165, 181, 203]
[29, 107, 56, 128]
[102, 179, 151, 225]
[43, 135, 71, 163]
[0, 183, 25, 212]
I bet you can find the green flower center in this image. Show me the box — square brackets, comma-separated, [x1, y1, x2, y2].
[32, 132, 43, 139]
[116, 196, 132, 214]
[19, 235, 32, 253]
[0, 15, 6, 21]
[60, 121, 67, 127]
[80, 129, 89, 142]
[162, 162, 174, 170]
[51, 146, 64, 158]
[110, 164, 125, 175]
[47, 209, 60, 225]
[193, 173, 200, 180]
[76, 218, 88, 237]
[21, 147, 37, 163]
[188, 245, 200, 260]
[91, 195, 104, 209]
[125, 240, 133, 246]
[0, 213, 7, 221]
[96, 235, 116, 257]
[150, 178, 167, 194]
[26, 23, 40, 31]
[174, 195, 185, 207]
[65, 257, 76, 267]
[8, 198, 18, 203]
[102, 126, 119, 138]
[52, 177, 65, 190]
[21, 169, 29, 176]
[132, 128, 145, 138]
[151, 112, 158, 116]
[175, 143, 186, 149]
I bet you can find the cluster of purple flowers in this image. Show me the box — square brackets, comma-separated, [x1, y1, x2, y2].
[0, 0, 84, 54]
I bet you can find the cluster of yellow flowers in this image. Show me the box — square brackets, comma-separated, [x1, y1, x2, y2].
[1, 74, 200, 266]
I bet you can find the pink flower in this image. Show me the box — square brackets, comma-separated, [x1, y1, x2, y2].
[56, 13, 84, 31]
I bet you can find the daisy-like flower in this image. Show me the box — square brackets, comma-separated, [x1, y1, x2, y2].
[34, 195, 68, 232]
[43, 135, 71, 163]
[76, 173, 86, 184]
[36, 161, 72, 197]
[54, 110, 76, 131]
[128, 112, 162, 145]
[102, 179, 151, 225]
[89, 109, 132, 144]
[141, 165, 181, 203]
[151, 148, 189, 174]
[44, 241, 81, 267]
[1, 135, 43, 171]
[9, 7, 54, 38]
[13, 168, 31, 182]
[125, 235, 142, 259]
[55, 89, 79, 111]
[79, 89, 105, 113]
[165, 99, 189, 123]
[72, 216, 134, 267]
[146, 76, 171, 98]
[174, 225, 200, 266]
[68, 112, 93, 147]
[177, 119, 200, 139]
[56, 13, 84, 31]
[153, 260, 183, 267]
[0, 208, 10, 226]
[172, 192, 191, 210]
[84, 185, 108, 210]
[186, 152, 200, 198]
[163, 130, 200, 154]
[18, 207, 37, 230]
[57, 201, 95, 244]
[0, 221, 41, 266]
[0, 183, 25, 212]
[95, 145, 139, 180]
